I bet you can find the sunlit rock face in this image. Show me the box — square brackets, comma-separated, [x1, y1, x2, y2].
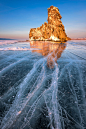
[29, 5, 71, 42]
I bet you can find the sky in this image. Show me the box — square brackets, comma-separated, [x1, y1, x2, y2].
[0, 0, 86, 39]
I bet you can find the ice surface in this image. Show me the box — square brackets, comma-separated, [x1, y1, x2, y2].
[0, 40, 86, 129]
[0, 40, 18, 45]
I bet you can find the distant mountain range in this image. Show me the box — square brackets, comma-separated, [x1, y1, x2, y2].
[0, 38, 16, 40]
[71, 38, 86, 40]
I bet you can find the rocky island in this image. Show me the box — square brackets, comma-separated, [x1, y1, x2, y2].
[29, 5, 71, 42]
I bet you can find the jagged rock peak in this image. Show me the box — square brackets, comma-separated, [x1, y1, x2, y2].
[29, 5, 71, 42]
[47, 5, 62, 24]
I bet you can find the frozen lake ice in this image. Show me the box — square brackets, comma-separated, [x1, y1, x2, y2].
[0, 40, 86, 129]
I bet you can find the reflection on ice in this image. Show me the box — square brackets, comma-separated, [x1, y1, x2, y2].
[0, 40, 86, 129]
[30, 41, 66, 68]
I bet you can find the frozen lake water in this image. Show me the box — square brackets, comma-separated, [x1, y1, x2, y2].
[0, 40, 86, 129]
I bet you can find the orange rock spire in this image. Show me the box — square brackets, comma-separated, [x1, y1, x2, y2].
[29, 5, 70, 42]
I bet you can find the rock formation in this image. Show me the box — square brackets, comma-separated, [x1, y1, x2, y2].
[29, 5, 71, 42]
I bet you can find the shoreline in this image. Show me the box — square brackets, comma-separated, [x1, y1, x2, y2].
[19, 39, 68, 43]
[19, 39, 86, 43]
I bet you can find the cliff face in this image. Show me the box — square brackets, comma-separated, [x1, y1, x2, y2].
[29, 5, 70, 42]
